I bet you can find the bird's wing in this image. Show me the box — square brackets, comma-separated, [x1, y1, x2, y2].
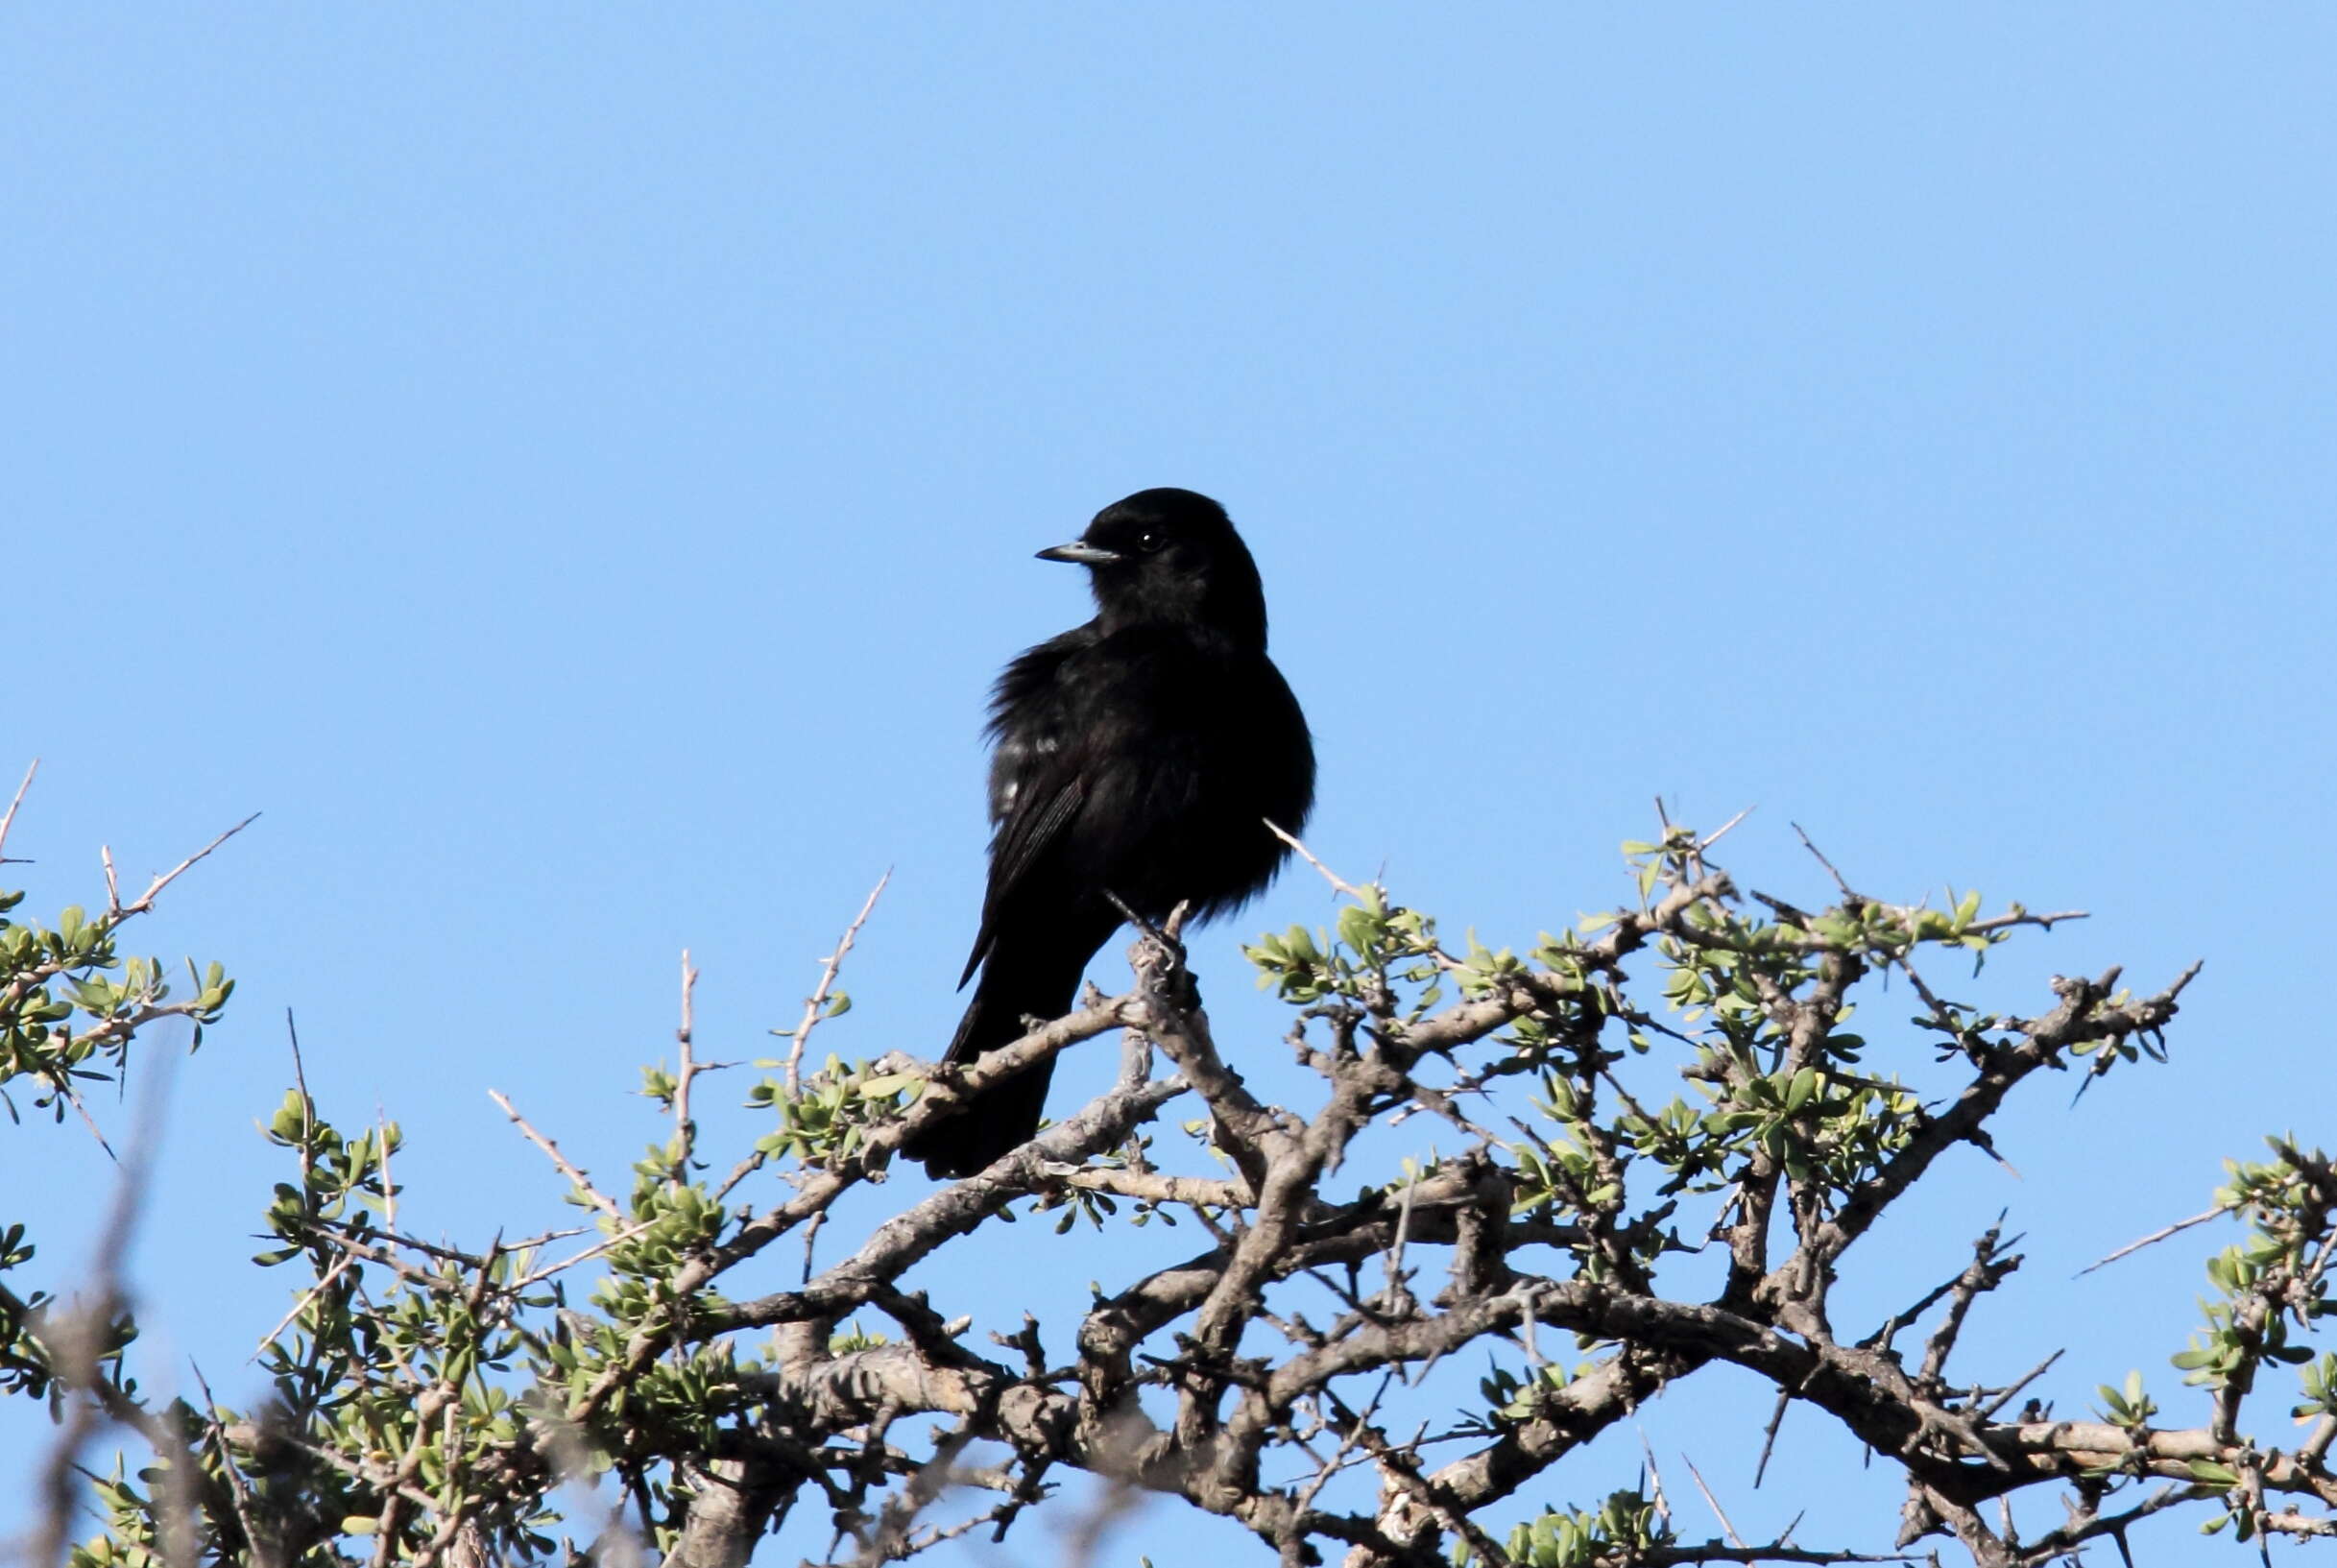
[959, 771, 1083, 987]
[959, 626, 1099, 987]
[983, 627, 1091, 819]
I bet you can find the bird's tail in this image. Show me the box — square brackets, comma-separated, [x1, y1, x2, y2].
[902, 947, 1090, 1178]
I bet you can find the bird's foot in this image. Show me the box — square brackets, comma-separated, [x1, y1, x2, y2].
[1104, 889, 1186, 952]
[1116, 904, 1200, 1018]
[1132, 939, 1200, 1015]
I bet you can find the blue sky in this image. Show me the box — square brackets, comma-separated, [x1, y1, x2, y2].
[6, 6, 2333, 1560]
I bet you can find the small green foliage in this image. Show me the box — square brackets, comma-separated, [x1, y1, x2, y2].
[1, 856, 236, 1432]
[2068, 982, 2170, 1075]
[2095, 1369, 2157, 1430]
[638, 1062, 679, 1108]
[2187, 1459, 2241, 1490]
[747, 1052, 921, 1164]
[0, 1219, 56, 1400]
[1476, 1358, 1575, 1426]
[2171, 1140, 2331, 1397]
[1246, 882, 1447, 1018]
[1493, 1489, 1670, 1568]
[1509, 1132, 1613, 1218]
[1034, 1182, 1117, 1234]
[68, 1457, 177, 1568]
[2295, 1350, 2337, 1420]
[1, 881, 233, 1123]
[253, 1090, 401, 1265]
[829, 1319, 889, 1353]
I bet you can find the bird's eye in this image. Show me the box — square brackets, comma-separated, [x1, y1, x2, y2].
[1137, 530, 1166, 553]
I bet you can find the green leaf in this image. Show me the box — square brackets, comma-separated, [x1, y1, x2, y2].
[1784, 1067, 1818, 1114]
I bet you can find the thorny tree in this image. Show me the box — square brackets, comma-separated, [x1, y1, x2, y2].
[5, 768, 2335, 1568]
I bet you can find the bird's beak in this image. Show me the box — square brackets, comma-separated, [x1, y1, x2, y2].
[1035, 541, 1122, 567]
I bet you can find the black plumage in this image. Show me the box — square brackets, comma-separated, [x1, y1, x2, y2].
[903, 489, 1315, 1178]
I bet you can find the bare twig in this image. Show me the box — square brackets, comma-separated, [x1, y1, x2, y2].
[250, 1250, 359, 1362]
[1264, 819, 1371, 903]
[671, 948, 704, 1178]
[1699, 805, 1757, 853]
[51, 1074, 120, 1161]
[0, 757, 36, 862]
[121, 812, 262, 916]
[1681, 1452, 1749, 1548]
[2077, 1203, 2234, 1277]
[378, 1105, 399, 1233]
[516, 1217, 662, 1289]
[783, 868, 891, 1097]
[1639, 1427, 1674, 1527]
[488, 1089, 624, 1220]
[1790, 822, 1858, 902]
[1753, 1388, 1793, 1487]
[1976, 1348, 2063, 1420]
[188, 1361, 274, 1568]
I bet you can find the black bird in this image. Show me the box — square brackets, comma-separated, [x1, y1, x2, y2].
[903, 489, 1315, 1178]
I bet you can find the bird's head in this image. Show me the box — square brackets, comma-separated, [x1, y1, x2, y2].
[1038, 488, 1270, 648]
